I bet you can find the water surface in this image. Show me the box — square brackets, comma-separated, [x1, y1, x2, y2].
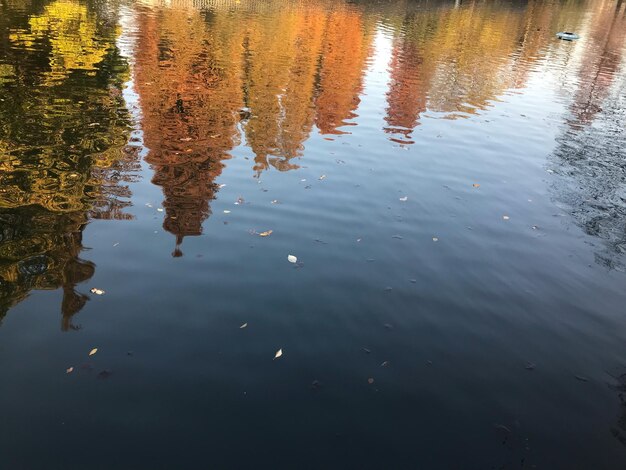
[1, 0, 626, 468]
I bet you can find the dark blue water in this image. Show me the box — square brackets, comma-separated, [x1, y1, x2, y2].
[1, 0, 626, 468]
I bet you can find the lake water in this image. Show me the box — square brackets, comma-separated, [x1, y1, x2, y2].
[1, 0, 626, 468]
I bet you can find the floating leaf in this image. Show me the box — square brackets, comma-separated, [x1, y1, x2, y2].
[223, 210, 231, 214]
[90, 288, 105, 295]
[89, 348, 98, 356]
[271, 199, 279, 204]
[157, 208, 164, 212]
[503, 215, 510, 220]
[319, 175, 326, 180]
[66, 367, 74, 374]
[473, 184, 480, 188]
[274, 348, 283, 360]
[380, 361, 389, 367]
[288, 255, 297, 263]
[240, 323, 248, 329]
[432, 237, 439, 242]
[399, 196, 408, 202]
[258, 230, 273, 237]
[112, 242, 119, 247]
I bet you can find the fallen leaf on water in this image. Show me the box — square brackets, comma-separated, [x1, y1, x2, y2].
[399, 196, 408, 202]
[112, 242, 119, 247]
[367, 378, 375, 384]
[157, 208, 164, 212]
[218, 184, 227, 189]
[288, 255, 297, 263]
[258, 230, 273, 237]
[473, 183, 480, 188]
[240, 323, 248, 329]
[66, 367, 74, 374]
[89, 348, 98, 356]
[274, 349, 283, 360]
[503, 215, 510, 220]
[380, 361, 389, 367]
[90, 288, 105, 295]
[319, 175, 326, 180]
[432, 237, 439, 242]
[223, 210, 231, 214]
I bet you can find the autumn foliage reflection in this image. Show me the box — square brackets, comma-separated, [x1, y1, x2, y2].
[0, 1, 137, 324]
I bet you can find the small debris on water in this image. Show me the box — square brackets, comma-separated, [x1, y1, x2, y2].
[319, 175, 326, 180]
[367, 378, 375, 384]
[90, 288, 105, 295]
[384, 323, 393, 330]
[392, 235, 403, 240]
[89, 348, 98, 356]
[223, 210, 231, 214]
[66, 367, 74, 374]
[288, 255, 297, 263]
[97, 369, 112, 379]
[274, 348, 283, 360]
[556, 31, 580, 41]
[399, 196, 408, 202]
[362, 347, 371, 354]
[525, 362, 536, 370]
[473, 183, 480, 188]
[240, 323, 248, 329]
[503, 215, 510, 220]
[380, 361, 389, 367]
[258, 230, 273, 237]
[432, 237, 439, 242]
[575, 375, 589, 382]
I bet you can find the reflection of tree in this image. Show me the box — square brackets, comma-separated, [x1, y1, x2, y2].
[0, 208, 93, 330]
[0, 0, 136, 323]
[567, 1, 626, 129]
[243, 6, 326, 174]
[314, 7, 373, 136]
[383, 1, 564, 143]
[549, 1, 626, 270]
[134, 8, 244, 255]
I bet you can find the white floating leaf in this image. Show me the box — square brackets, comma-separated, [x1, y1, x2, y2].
[288, 255, 297, 263]
[89, 348, 98, 356]
[240, 323, 248, 329]
[503, 215, 510, 220]
[274, 348, 283, 360]
[90, 288, 105, 295]
[399, 196, 408, 202]
[223, 210, 231, 214]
